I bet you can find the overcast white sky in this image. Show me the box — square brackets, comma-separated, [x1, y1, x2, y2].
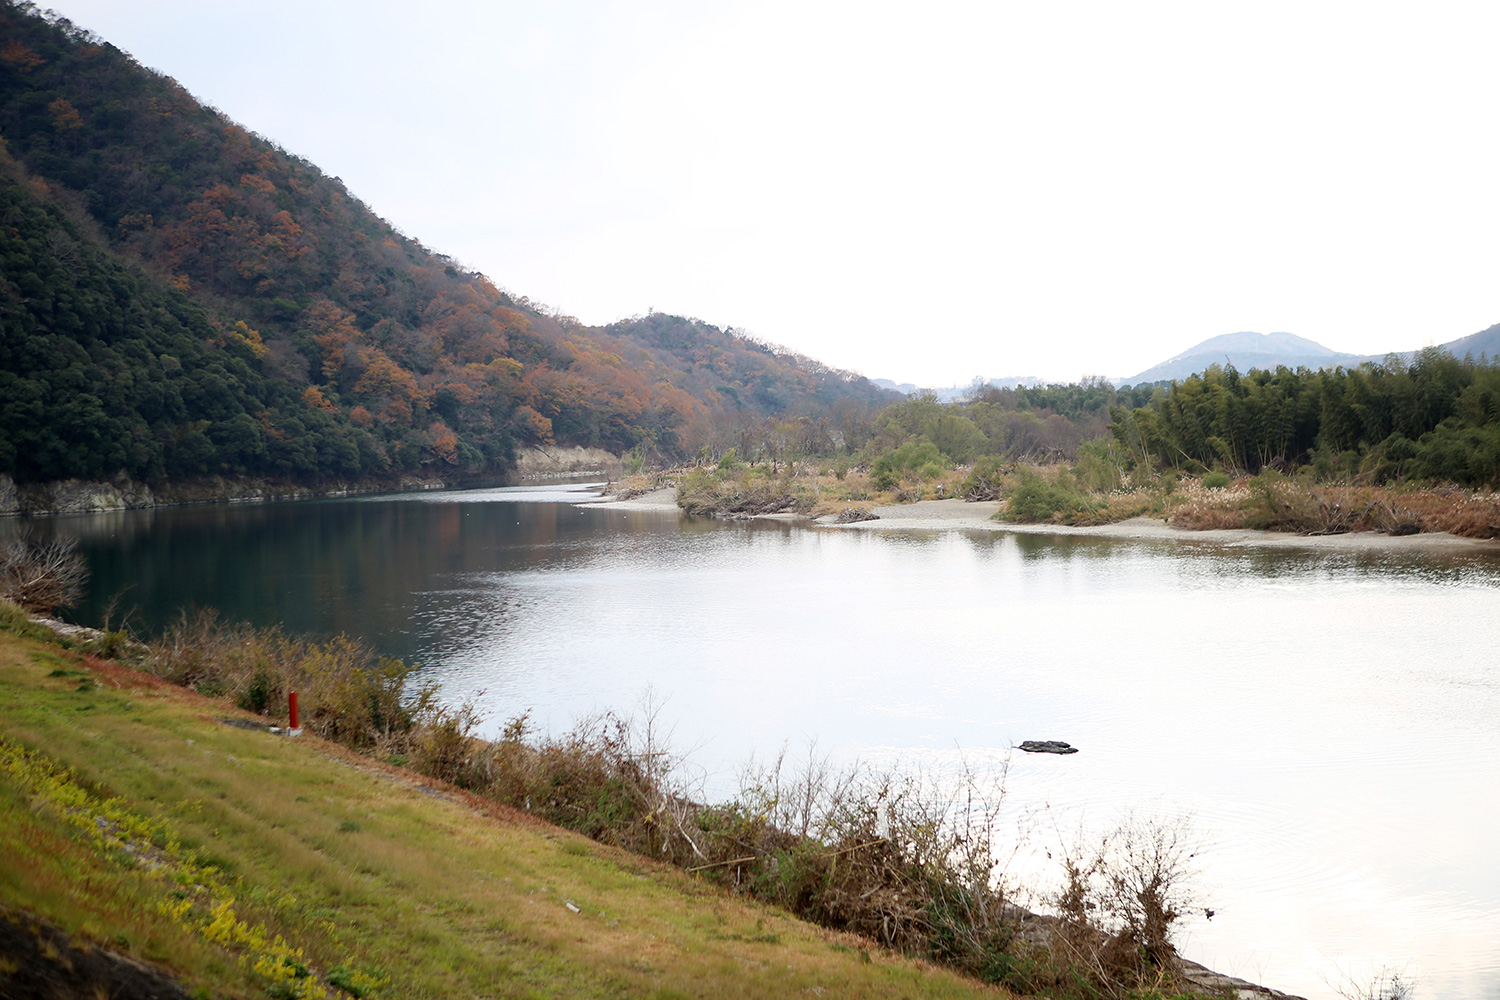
[45, 1, 1500, 384]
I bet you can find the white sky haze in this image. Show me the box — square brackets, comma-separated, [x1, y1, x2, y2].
[42, 1, 1500, 385]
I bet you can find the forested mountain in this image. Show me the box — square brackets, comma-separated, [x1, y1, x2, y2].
[0, 2, 894, 488]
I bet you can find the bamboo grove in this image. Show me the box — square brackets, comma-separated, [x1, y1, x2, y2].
[1111, 349, 1500, 485]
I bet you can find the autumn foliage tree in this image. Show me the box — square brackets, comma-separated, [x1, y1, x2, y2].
[0, 1, 896, 489]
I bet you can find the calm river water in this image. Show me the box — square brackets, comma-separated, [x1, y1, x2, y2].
[17, 484, 1500, 1000]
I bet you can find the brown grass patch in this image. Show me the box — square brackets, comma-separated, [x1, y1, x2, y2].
[1382, 488, 1500, 538]
[1168, 477, 1500, 538]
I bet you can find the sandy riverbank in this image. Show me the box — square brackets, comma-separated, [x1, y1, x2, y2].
[589, 489, 1499, 553]
[586, 486, 683, 512]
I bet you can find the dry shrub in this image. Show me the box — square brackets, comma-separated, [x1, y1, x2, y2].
[1064, 491, 1160, 527]
[696, 748, 1019, 976]
[813, 763, 1014, 963]
[1327, 964, 1416, 1000]
[1166, 476, 1497, 537]
[961, 457, 1013, 501]
[407, 698, 477, 785]
[676, 467, 813, 516]
[460, 716, 1025, 978]
[607, 475, 657, 501]
[462, 700, 714, 863]
[1242, 480, 1500, 537]
[1259, 484, 1411, 535]
[0, 533, 88, 614]
[607, 468, 683, 501]
[145, 610, 421, 750]
[459, 712, 1204, 996]
[1038, 816, 1200, 998]
[1379, 488, 1500, 538]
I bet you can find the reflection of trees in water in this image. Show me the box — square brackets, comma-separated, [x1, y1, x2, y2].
[1010, 531, 1124, 562]
[1002, 526, 1499, 586]
[53, 500, 682, 654]
[34, 498, 1500, 668]
[0, 507, 163, 546]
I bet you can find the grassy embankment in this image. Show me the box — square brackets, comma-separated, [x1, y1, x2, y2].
[0, 612, 1005, 1000]
[622, 460, 1500, 538]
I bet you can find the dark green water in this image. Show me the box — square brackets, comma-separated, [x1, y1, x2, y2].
[36, 484, 697, 660]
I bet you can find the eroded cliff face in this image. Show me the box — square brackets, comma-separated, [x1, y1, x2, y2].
[0, 449, 624, 515]
[509, 446, 624, 479]
[1, 477, 155, 516]
[0, 475, 451, 516]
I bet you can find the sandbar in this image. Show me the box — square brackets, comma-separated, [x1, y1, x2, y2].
[589, 490, 1498, 553]
[585, 486, 682, 512]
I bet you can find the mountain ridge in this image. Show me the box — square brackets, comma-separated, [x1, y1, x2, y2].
[1124, 325, 1500, 384]
[1121, 331, 1361, 384]
[0, 3, 895, 489]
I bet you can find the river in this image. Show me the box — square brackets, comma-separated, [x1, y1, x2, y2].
[13, 484, 1500, 1000]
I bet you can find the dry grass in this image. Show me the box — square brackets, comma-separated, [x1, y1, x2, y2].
[143, 609, 420, 751]
[1166, 482, 1255, 531]
[1168, 476, 1500, 538]
[605, 468, 683, 500]
[1379, 487, 1500, 538]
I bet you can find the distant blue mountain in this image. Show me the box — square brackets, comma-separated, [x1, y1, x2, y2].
[870, 375, 1048, 401]
[1121, 332, 1358, 384]
[1343, 321, 1500, 367]
[879, 323, 1500, 397]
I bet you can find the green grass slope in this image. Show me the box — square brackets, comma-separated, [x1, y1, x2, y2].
[0, 628, 1002, 1000]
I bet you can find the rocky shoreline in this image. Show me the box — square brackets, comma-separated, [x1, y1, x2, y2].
[1, 447, 630, 517]
[0, 472, 457, 517]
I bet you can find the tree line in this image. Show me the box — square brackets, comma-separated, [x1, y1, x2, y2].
[1111, 351, 1500, 485]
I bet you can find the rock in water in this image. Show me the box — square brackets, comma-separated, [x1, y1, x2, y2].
[1018, 740, 1078, 754]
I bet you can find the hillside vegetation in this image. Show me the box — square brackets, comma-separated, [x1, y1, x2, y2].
[0, 2, 893, 492]
[647, 355, 1500, 538]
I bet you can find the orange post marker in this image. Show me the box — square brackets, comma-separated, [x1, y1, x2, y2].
[289, 690, 300, 733]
